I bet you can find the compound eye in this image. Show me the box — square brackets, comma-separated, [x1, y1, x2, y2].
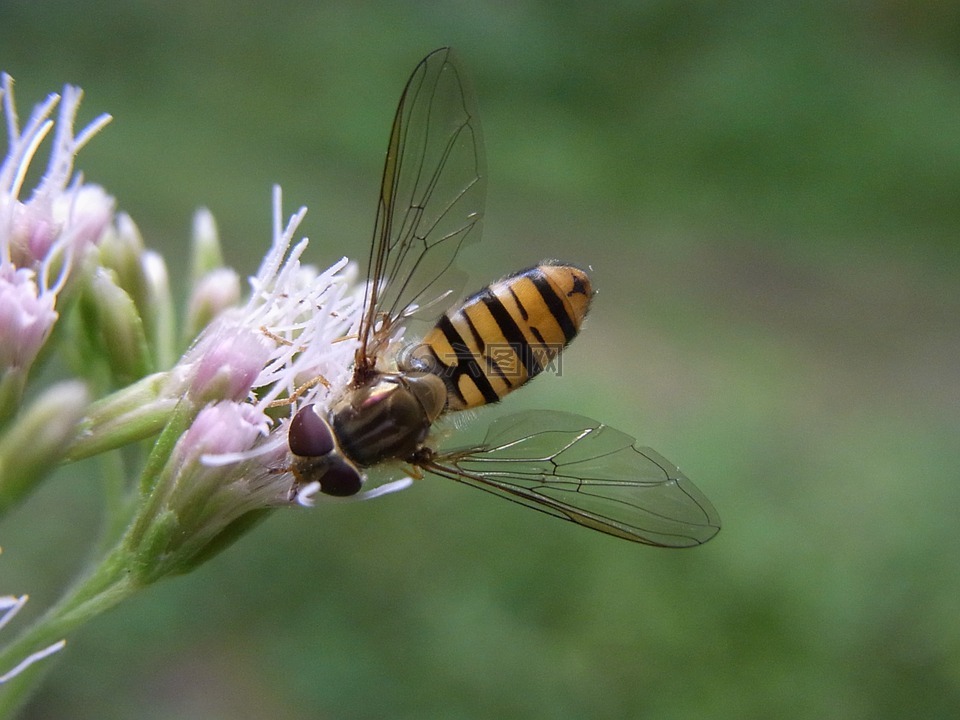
[322, 460, 364, 497]
[289, 404, 335, 457]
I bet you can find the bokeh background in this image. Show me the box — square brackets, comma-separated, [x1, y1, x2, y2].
[2, 1, 959, 718]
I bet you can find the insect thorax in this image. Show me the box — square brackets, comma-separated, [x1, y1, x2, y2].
[330, 372, 447, 467]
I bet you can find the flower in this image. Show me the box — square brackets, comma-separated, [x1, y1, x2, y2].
[62, 187, 370, 490]
[0, 73, 114, 275]
[0, 73, 114, 413]
[181, 186, 361, 419]
[0, 265, 57, 371]
[0, 75, 113, 267]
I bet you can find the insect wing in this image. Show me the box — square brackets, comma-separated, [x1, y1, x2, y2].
[426, 411, 721, 547]
[359, 47, 486, 372]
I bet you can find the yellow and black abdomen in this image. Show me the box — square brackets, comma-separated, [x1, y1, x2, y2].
[416, 263, 593, 411]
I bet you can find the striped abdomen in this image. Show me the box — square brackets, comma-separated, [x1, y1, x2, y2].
[415, 263, 593, 411]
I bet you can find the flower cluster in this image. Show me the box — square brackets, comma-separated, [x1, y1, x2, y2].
[0, 74, 112, 422]
[117, 188, 366, 584]
[0, 73, 374, 709]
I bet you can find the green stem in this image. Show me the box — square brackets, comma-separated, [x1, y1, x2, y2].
[95, 449, 136, 555]
[0, 544, 140, 717]
[0, 397, 190, 714]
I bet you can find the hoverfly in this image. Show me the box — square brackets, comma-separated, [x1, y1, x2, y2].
[287, 47, 720, 547]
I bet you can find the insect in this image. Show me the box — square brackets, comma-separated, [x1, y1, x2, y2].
[287, 47, 720, 547]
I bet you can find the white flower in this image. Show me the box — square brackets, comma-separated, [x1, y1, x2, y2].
[182, 185, 361, 437]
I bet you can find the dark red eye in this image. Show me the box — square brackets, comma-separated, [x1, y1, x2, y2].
[289, 405, 335, 457]
[321, 460, 364, 497]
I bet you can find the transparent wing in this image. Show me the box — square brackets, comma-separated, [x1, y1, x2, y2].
[423, 410, 721, 547]
[357, 47, 486, 378]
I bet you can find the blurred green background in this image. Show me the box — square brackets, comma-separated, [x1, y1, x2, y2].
[2, 1, 960, 718]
